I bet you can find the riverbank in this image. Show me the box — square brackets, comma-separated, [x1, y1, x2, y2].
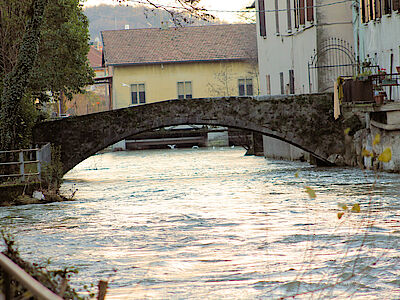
[0, 182, 68, 206]
[0, 233, 85, 299]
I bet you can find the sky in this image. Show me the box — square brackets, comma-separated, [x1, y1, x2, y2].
[83, 0, 255, 23]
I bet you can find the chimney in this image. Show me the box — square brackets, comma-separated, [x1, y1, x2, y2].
[125, 24, 130, 30]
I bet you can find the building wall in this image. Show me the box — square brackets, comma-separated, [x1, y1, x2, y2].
[110, 61, 259, 109]
[255, 0, 353, 161]
[256, 0, 353, 95]
[357, 12, 400, 73]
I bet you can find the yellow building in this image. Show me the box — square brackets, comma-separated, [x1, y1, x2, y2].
[101, 24, 258, 109]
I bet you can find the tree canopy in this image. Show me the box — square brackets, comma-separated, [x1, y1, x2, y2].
[0, 0, 211, 150]
[0, 0, 93, 149]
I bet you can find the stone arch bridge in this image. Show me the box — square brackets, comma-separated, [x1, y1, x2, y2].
[33, 93, 350, 174]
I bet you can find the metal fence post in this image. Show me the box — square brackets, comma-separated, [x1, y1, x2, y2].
[19, 151, 25, 182]
[37, 148, 42, 181]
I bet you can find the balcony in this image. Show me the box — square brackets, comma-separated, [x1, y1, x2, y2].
[341, 71, 400, 104]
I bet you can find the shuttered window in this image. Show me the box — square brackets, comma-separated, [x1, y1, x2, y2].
[275, 0, 280, 33]
[375, 0, 382, 18]
[383, 0, 391, 14]
[266, 75, 271, 95]
[294, 0, 299, 28]
[131, 83, 146, 105]
[289, 70, 295, 94]
[239, 79, 253, 96]
[361, 0, 398, 23]
[394, 0, 400, 11]
[299, 0, 306, 25]
[177, 81, 192, 99]
[306, 0, 314, 22]
[287, 0, 292, 31]
[258, 0, 267, 36]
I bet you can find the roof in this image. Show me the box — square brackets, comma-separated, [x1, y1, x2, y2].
[101, 24, 257, 66]
[87, 46, 103, 69]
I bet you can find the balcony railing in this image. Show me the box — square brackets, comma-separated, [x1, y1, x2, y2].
[370, 73, 400, 103]
[340, 72, 400, 104]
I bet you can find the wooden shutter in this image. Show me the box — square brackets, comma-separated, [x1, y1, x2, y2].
[266, 75, 271, 95]
[375, 0, 382, 18]
[306, 0, 314, 22]
[299, 0, 305, 25]
[258, 0, 267, 36]
[287, 0, 292, 31]
[369, 0, 374, 20]
[294, 0, 299, 28]
[289, 70, 295, 94]
[360, 0, 366, 22]
[393, 0, 400, 11]
[275, 0, 280, 33]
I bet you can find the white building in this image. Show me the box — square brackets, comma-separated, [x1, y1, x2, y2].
[255, 0, 354, 95]
[254, 0, 354, 161]
[354, 0, 400, 100]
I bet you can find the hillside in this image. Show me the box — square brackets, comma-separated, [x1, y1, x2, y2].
[84, 4, 223, 42]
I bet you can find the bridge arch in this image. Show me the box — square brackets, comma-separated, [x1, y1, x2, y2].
[33, 94, 346, 174]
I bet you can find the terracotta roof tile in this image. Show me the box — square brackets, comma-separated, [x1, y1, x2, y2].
[101, 24, 257, 66]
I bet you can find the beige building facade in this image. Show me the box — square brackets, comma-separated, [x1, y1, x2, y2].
[101, 24, 259, 109]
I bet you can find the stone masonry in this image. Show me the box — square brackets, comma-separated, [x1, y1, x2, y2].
[33, 93, 351, 174]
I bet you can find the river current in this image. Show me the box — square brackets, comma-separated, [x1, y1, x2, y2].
[1, 148, 400, 299]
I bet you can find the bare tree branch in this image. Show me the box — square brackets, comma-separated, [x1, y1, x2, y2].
[112, 0, 215, 25]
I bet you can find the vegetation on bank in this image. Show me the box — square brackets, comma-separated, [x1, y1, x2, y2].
[0, 231, 97, 299]
[0, 145, 67, 206]
[0, 0, 93, 151]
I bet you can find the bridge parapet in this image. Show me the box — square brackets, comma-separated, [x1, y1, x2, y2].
[34, 93, 351, 174]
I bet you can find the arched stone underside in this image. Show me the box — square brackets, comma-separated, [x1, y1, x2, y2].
[34, 93, 347, 174]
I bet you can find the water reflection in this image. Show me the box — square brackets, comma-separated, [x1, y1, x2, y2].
[1, 148, 400, 298]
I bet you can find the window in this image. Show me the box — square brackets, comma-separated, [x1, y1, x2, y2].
[280, 72, 285, 95]
[289, 69, 295, 94]
[239, 79, 253, 96]
[306, 0, 314, 22]
[258, 0, 267, 36]
[299, 0, 306, 25]
[287, 0, 292, 32]
[266, 75, 271, 95]
[361, 0, 399, 22]
[131, 83, 146, 105]
[394, 0, 400, 11]
[275, 0, 280, 33]
[375, 0, 382, 18]
[177, 81, 192, 99]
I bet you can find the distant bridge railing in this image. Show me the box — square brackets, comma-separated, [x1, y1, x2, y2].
[0, 143, 51, 183]
[0, 253, 63, 300]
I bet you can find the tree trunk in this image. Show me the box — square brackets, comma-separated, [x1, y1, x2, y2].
[0, 0, 49, 150]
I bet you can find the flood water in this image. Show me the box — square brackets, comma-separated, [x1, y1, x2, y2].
[1, 147, 400, 299]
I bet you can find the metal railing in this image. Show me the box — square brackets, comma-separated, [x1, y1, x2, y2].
[0, 253, 63, 300]
[0, 144, 51, 183]
[371, 73, 400, 102]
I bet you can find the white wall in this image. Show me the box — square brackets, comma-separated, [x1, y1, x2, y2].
[359, 12, 400, 73]
[256, 0, 353, 95]
[255, 0, 353, 161]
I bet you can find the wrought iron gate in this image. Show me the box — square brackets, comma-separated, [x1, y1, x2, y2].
[308, 38, 357, 93]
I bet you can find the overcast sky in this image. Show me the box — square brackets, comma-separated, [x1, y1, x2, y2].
[83, 0, 255, 22]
